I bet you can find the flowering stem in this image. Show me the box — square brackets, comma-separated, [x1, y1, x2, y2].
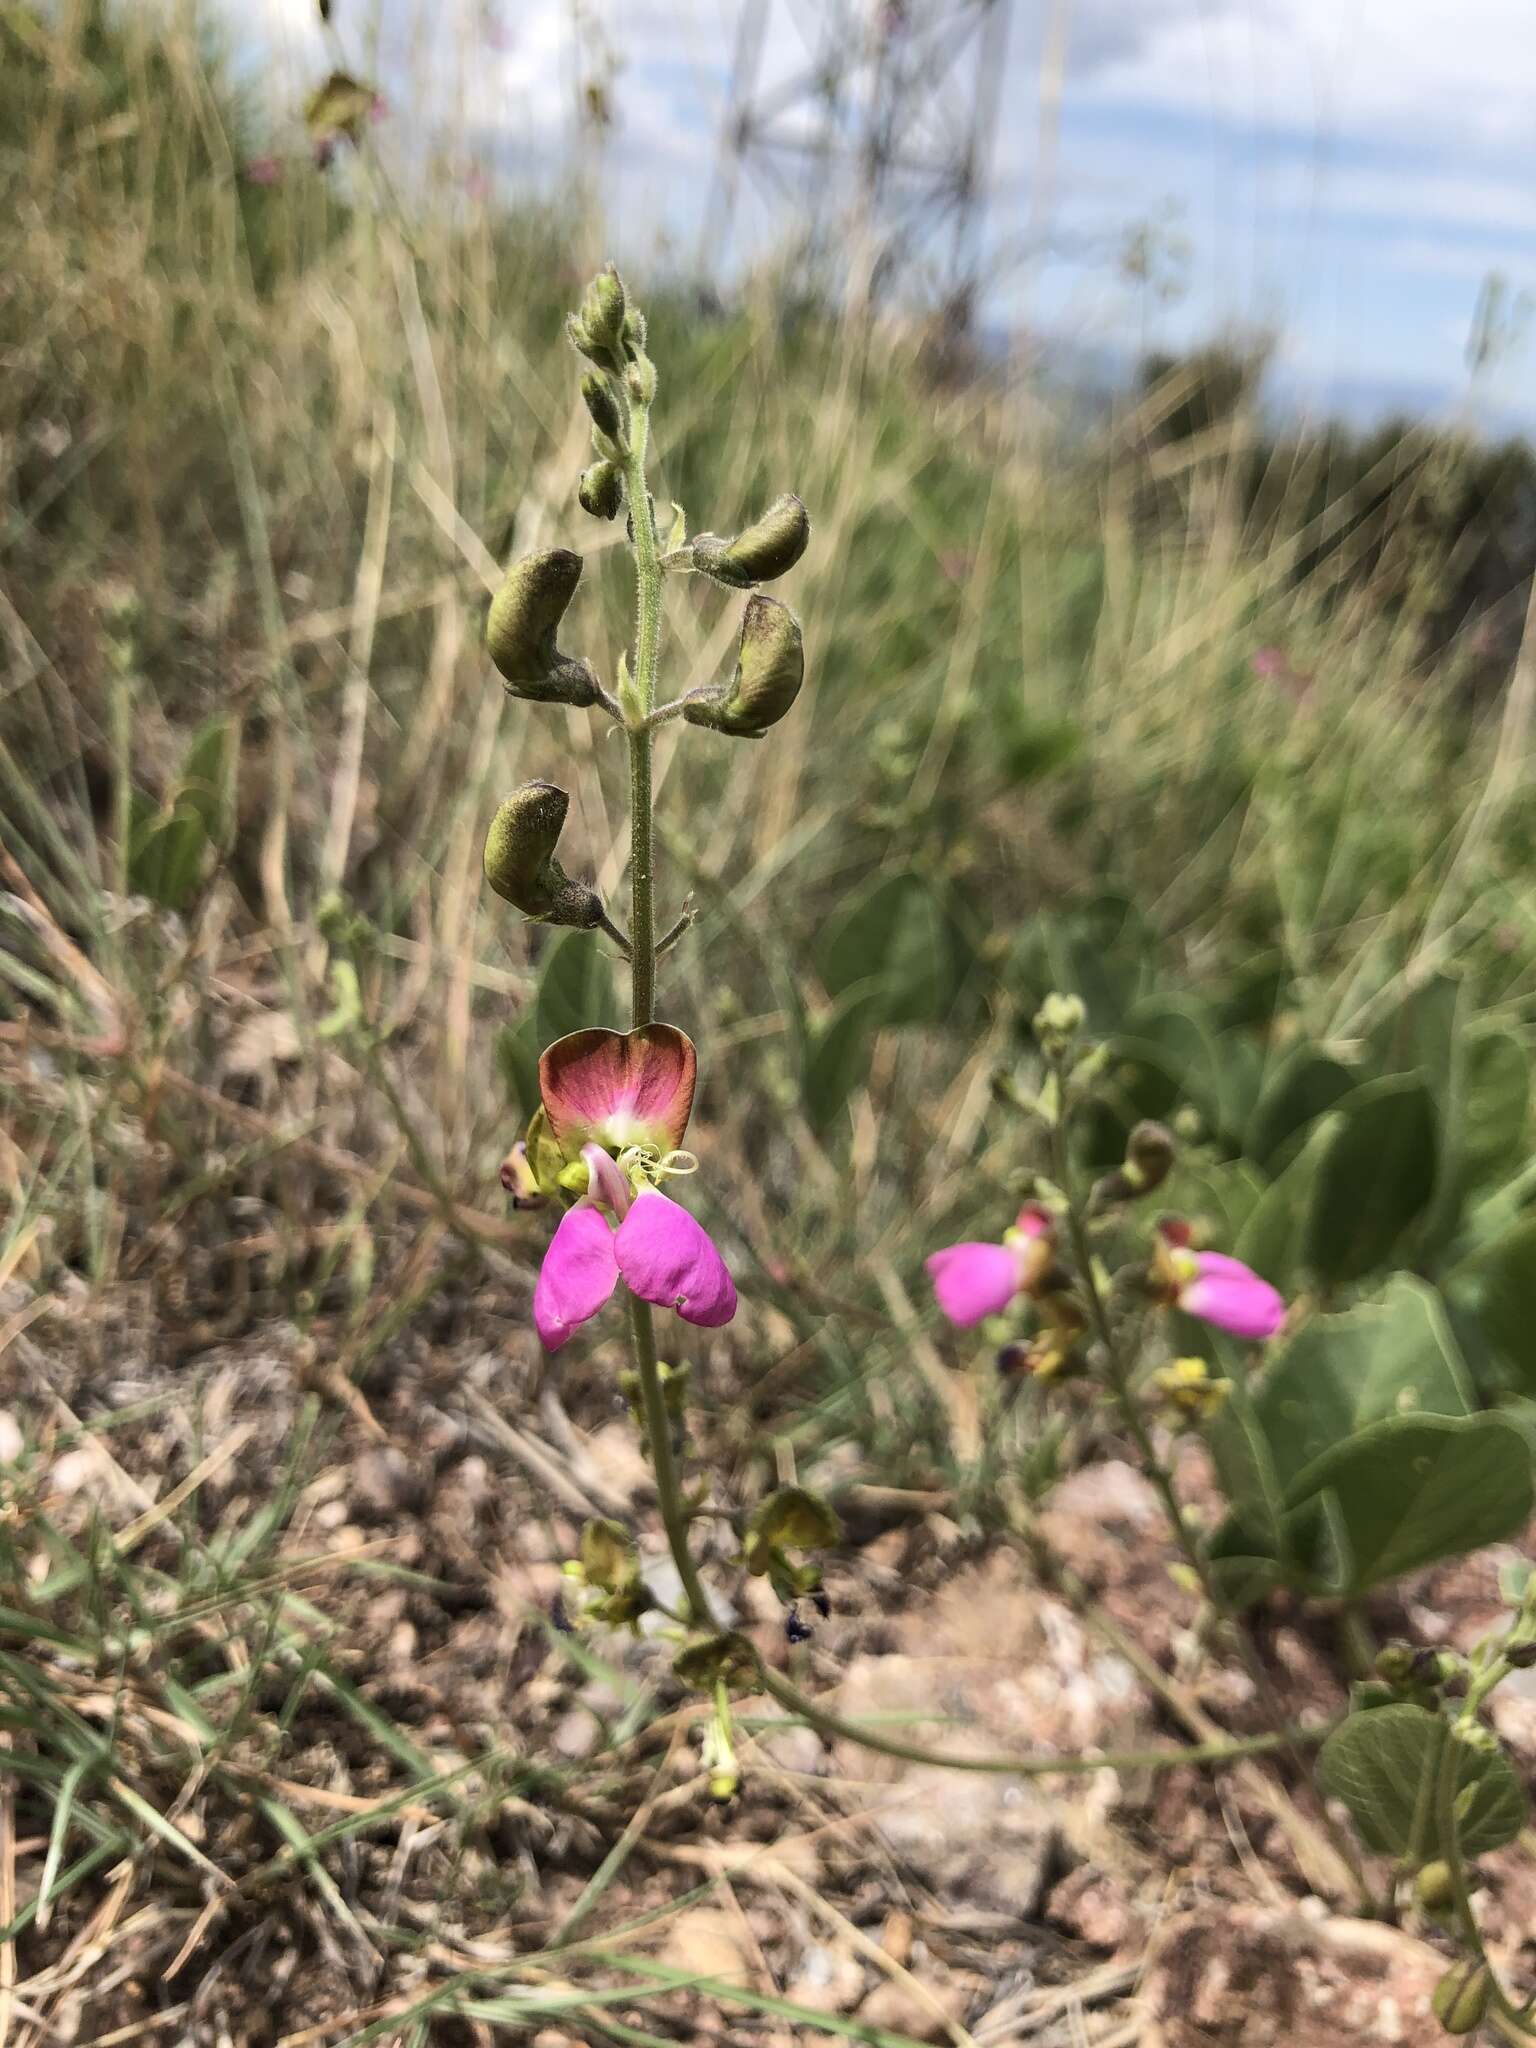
[623, 394, 660, 1024]
[630, 1293, 714, 1627]
[1046, 1060, 1370, 1906]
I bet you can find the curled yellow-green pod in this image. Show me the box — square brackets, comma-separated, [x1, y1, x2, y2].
[485, 550, 600, 707]
[483, 780, 602, 928]
[683, 594, 804, 740]
[690, 493, 810, 588]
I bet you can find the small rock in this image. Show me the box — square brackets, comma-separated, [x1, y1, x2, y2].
[351, 1446, 421, 1518]
[785, 1943, 865, 2015]
[661, 1907, 753, 1984]
[859, 1971, 971, 2042]
[1046, 1865, 1138, 1951]
[551, 1710, 600, 1760]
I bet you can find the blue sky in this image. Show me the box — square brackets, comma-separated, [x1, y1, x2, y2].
[237, 0, 1536, 424]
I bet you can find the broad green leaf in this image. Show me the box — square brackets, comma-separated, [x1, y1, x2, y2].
[1252, 1275, 1475, 1493]
[1119, 994, 1222, 1128]
[534, 929, 619, 1051]
[1319, 1704, 1527, 1859]
[1235, 1112, 1340, 1293]
[1159, 1160, 1265, 1246]
[1459, 1029, 1531, 1194]
[816, 870, 960, 1026]
[495, 1015, 541, 1120]
[1466, 1214, 1536, 1398]
[1370, 974, 1460, 1113]
[1306, 1074, 1438, 1284]
[179, 717, 237, 848]
[1284, 1412, 1532, 1594]
[1212, 1030, 1267, 1144]
[1244, 1043, 1354, 1174]
[801, 982, 884, 1135]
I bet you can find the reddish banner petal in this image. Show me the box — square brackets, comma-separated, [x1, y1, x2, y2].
[1179, 1252, 1285, 1340]
[539, 1024, 698, 1155]
[614, 1188, 736, 1328]
[925, 1240, 1022, 1327]
[534, 1204, 620, 1351]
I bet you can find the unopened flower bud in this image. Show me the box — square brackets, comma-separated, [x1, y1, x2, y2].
[1415, 1861, 1456, 1912]
[690, 493, 811, 588]
[580, 372, 624, 443]
[1033, 992, 1087, 1056]
[683, 595, 804, 739]
[625, 355, 657, 407]
[485, 549, 600, 706]
[578, 460, 623, 520]
[1375, 1643, 1417, 1686]
[622, 306, 647, 354]
[1506, 1639, 1536, 1669]
[579, 263, 627, 354]
[1126, 1120, 1176, 1191]
[1432, 1958, 1492, 2034]
[483, 781, 602, 928]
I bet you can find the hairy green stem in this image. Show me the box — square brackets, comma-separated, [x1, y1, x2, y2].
[630, 1293, 714, 1627]
[623, 396, 661, 1025]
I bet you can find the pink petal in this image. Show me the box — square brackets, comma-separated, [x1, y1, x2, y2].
[926, 1241, 1022, 1327]
[580, 1142, 632, 1217]
[1179, 1252, 1286, 1340]
[539, 1025, 697, 1156]
[614, 1188, 736, 1328]
[534, 1204, 619, 1351]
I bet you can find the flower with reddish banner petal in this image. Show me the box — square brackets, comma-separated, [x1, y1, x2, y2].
[614, 1187, 737, 1327]
[539, 1025, 697, 1157]
[1153, 1223, 1285, 1340]
[926, 1205, 1055, 1328]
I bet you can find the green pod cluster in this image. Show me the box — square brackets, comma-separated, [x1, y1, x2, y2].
[683, 594, 804, 740]
[689, 493, 810, 588]
[483, 780, 602, 928]
[485, 549, 600, 707]
[566, 264, 628, 370]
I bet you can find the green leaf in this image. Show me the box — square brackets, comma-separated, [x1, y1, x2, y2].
[1466, 1213, 1536, 1398]
[1234, 1112, 1340, 1293]
[801, 982, 884, 1135]
[1305, 1074, 1438, 1283]
[534, 929, 619, 1051]
[1284, 1412, 1532, 1594]
[998, 711, 1082, 788]
[1118, 994, 1222, 1127]
[178, 717, 237, 848]
[1318, 1704, 1527, 1859]
[495, 1016, 542, 1120]
[1459, 1029, 1531, 1194]
[816, 871, 961, 1026]
[1252, 1275, 1475, 1493]
[1244, 1043, 1354, 1174]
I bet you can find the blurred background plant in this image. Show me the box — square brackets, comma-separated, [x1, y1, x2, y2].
[8, 1, 1536, 2039]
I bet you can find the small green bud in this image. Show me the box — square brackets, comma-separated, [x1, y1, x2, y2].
[578, 460, 623, 520]
[1375, 1643, 1417, 1685]
[1091, 1118, 1177, 1209]
[580, 263, 627, 354]
[1415, 1860, 1456, 1912]
[1033, 991, 1087, 1056]
[689, 493, 811, 588]
[672, 1630, 757, 1690]
[483, 780, 602, 929]
[580, 372, 624, 443]
[621, 306, 647, 356]
[625, 355, 657, 407]
[743, 1486, 841, 1577]
[683, 594, 804, 740]
[1432, 1958, 1492, 2034]
[485, 548, 600, 707]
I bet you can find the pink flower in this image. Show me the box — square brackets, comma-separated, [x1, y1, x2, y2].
[1251, 646, 1286, 678]
[243, 156, 283, 186]
[532, 1144, 735, 1352]
[524, 1027, 733, 1352]
[926, 1206, 1054, 1328]
[1156, 1224, 1285, 1340]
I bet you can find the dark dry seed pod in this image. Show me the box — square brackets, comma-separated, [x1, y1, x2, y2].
[683, 594, 804, 740]
[485, 549, 600, 707]
[578, 460, 623, 520]
[483, 780, 603, 928]
[689, 493, 810, 588]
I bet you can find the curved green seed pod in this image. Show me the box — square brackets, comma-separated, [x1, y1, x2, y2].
[690, 493, 810, 588]
[1432, 1959, 1491, 2035]
[580, 373, 624, 443]
[578, 460, 623, 521]
[684, 595, 804, 740]
[483, 780, 602, 927]
[485, 550, 600, 707]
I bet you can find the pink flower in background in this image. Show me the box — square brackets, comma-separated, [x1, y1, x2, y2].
[1155, 1222, 1285, 1340]
[243, 156, 283, 186]
[464, 164, 491, 204]
[526, 1026, 735, 1352]
[1251, 646, 1286, 677]
[927, 1204, 1054, 1327]
[1251, 645, 1313, 703]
